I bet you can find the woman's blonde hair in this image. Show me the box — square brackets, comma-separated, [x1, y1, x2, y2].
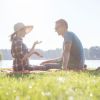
[10, 32, 16, 41]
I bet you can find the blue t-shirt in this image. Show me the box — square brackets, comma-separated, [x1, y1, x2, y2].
[63, 31, 84, 68]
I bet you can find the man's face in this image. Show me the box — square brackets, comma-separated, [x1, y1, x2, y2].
[55, 23, 64, 36]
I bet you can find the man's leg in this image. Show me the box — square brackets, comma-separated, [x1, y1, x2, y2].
[44, 63, 62, 70]
[25, 65, 46, 71]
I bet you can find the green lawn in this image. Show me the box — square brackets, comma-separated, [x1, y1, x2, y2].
[0, 70, 100, 100]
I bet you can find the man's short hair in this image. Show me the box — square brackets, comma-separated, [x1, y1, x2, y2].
[56, 19, 68, 29]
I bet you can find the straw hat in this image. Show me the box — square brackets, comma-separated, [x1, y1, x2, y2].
[14, 22, 33, 34]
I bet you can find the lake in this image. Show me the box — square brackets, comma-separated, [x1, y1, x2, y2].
[0, 60, 100, 69]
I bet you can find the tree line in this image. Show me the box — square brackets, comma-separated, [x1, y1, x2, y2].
[0, 46, 100, 60]
[84, 46, 100, 60]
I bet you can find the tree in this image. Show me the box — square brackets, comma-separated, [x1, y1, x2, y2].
[0, 51, 3, 61]
[84, 48, 90, 59]
[89, 46, 100, 59]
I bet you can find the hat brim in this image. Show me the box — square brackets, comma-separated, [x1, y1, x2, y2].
[13, 25, 33, 35]
[21, 25, 33, 34]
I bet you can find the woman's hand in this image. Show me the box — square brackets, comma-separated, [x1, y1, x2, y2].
[31, 41, 42, 50]
[33, 41, 42, 47]
[34, 41, 42, 45]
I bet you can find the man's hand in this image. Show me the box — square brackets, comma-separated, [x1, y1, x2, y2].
[40, 61, 47, 65]
[63, 66, 68, 71]
[40, 57, 62, 65]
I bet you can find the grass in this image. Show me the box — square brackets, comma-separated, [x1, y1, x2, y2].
[0, 52, 3, 61]
[0, 70, 100, 100]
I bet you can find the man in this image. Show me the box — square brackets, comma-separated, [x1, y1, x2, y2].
[41, 19, 84, 70]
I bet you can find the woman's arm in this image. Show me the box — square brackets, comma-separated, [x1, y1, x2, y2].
[21, 41, 42, 61]
[29, 41, 42, 55]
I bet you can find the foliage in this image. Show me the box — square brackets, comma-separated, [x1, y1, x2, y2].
[0, 70, 100, 100]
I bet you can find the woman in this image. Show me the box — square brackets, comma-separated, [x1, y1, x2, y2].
[11, 22, 42, 71]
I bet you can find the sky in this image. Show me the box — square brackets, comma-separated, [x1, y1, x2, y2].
[0, 0, 100, 50]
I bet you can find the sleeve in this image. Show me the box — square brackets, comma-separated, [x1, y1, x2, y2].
[15, 40, 24, 58]
[64, 32, 72, 44]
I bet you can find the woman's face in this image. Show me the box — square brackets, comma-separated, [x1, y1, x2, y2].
[17, 29, 26, 38]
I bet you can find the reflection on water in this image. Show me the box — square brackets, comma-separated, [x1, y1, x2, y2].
[85, 60, 100, 68]
[0, 60, 100, 69]
[0, 60, 44, 68]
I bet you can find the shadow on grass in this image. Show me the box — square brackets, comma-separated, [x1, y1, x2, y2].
[6, 72, 47, 80]
[84, 69, 100, 77]
[8, 71, 100, 79]
[1, 68, 100, 79]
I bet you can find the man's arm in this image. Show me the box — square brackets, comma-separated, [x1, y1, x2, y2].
[63, 42, 72, 70]
[40, 57, 62, 65]
[49, 57, 62, 63]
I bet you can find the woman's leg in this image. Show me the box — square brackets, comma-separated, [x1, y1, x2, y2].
[25, 63, 62, 71]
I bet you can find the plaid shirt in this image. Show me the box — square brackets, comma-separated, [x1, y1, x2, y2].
[11, 36, 29, 70]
